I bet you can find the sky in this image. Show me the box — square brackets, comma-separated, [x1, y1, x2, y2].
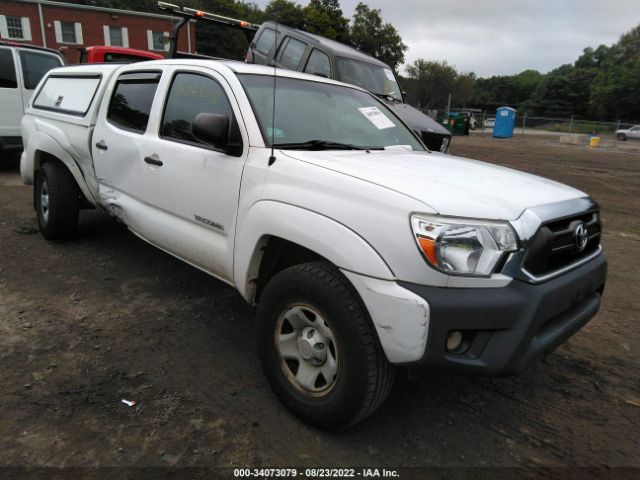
[252, 0, 640, 77]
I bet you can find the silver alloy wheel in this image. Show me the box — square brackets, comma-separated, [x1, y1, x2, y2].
[40, 180, 50, 224]
[275, 304, 339, 397]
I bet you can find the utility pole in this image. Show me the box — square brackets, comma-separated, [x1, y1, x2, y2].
[446, 93, 452, 116]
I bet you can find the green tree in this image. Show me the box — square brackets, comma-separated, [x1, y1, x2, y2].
[524, 65, 573, 116]
[472, 69, 542, 112]
[349, 2, 407, 70]
[303, 0, 350, 42]
[263, 0, 305, 29]
[405, 59, 475, 109]
[590, 25, 640, 120]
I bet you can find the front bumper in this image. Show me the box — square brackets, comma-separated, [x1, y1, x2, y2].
[399, 253, 607, 375]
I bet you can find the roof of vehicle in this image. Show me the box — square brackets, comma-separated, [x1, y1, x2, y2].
[141, 58, 368, 88]
[43, 59, 367, 92]
[0, 40, 65, 58]
[45, 63, 123, 75]
[83, 45, 164, 59]
[261, 21, 389, 68]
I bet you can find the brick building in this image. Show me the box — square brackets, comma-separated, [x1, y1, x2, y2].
[0, 0, 195, 62]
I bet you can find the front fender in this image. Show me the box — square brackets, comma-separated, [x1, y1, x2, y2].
[234, 200, 394, 301]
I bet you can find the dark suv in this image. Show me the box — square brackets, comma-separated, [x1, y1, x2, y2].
[246, 22, 452, 153]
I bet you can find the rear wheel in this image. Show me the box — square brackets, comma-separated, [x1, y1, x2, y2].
[256, 261, 395, 429]
[35, 162, 79, 240]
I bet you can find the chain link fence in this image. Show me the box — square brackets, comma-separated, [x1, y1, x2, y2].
[473, 112, 640, 148]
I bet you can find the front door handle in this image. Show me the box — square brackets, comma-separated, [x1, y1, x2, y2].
[144, 156, 163, 167]
[95, 140, 108, 151]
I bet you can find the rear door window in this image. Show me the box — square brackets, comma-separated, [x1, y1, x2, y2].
[254, 28, 276, 55]
[107, 72, 161, 133]
[304, 49, 331, 78]
[19, 50, 64, 90]
[278, 37, 307, 69]
[0, 48, 17, 88]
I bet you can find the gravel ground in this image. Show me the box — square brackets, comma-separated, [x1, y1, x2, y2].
[0, 135, 638, 478]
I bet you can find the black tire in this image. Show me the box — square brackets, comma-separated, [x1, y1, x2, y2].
[617, 133, 627, 141]
[256, 261, 395, 429]
[35, 162, 79, 240]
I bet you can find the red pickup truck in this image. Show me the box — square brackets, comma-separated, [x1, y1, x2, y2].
[77, 46, 164, 64]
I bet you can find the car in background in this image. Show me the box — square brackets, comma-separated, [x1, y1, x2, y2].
[0, 41, 65, 159]
[616, 125, 640, 141]
[76, 46, 164, 64]
[484, 117, 496, 128]
[246, 22, 453, 153]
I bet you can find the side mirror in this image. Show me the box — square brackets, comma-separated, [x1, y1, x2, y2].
[192, 113, 229, 147]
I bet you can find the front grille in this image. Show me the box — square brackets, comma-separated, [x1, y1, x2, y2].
[522, 210, 601, 277]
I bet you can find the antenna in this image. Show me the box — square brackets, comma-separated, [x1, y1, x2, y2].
[268, 22, 278, 166]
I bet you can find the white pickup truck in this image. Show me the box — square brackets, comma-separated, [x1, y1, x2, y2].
[21, 60, 607, 428]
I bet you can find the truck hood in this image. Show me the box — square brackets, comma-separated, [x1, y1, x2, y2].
[383, 101, 451, 137]
[281, 150, 585, 220]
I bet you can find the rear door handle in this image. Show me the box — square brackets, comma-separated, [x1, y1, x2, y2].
[144, 156, 163, 167]
[95, 140, 108, 151]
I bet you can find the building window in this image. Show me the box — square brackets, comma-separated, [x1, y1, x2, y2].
[110, 26, 123, 46]
[104, 26, 129, 48]
[147, 30, 168, 51]
[54, 21, 82, 44]
[6, 16, 22, 39]
[1, 15, 31, 41]
[61, 22, 76, 43]
[152, 31, 163, 51]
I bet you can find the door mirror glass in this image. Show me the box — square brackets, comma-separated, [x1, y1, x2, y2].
[192, 113, 229, 147]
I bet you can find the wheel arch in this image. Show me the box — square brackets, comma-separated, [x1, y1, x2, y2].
[234, 201, 394, 304]
[21, 132, 94, 205]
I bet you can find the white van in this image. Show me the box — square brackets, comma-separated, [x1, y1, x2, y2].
[0, 41, 64, 159]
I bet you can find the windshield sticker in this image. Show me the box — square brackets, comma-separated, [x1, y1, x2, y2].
[358, 107, 396, 130]
[383, 68, 396, 81]
[267, 127, 285, 139]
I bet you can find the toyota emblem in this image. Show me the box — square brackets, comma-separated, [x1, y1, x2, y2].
[575, 223, 589, 251]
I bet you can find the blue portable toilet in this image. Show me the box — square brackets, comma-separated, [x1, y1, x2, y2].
[493, 107, 517, 138]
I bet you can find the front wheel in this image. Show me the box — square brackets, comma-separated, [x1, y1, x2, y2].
[617, 133, 627, 141]
[256, 262, 395, 429]
[35, 162, 79, 240]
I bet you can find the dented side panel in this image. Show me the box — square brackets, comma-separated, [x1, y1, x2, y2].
[342, 270, 430, 363]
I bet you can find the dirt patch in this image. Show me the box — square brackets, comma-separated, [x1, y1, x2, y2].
[0, 136, 638, 471]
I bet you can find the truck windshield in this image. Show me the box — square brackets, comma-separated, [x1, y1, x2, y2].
[336, 57, 402, 102]
[238, 74, 424, 151]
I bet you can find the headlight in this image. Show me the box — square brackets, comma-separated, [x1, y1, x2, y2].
[411, 214, 518, 276]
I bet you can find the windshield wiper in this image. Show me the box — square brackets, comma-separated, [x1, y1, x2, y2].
[372, 92, 400, 103]
[273, 140, 382, 151]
